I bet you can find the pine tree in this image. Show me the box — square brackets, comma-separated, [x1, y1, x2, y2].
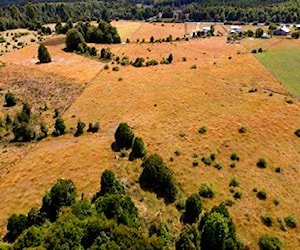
[38, 44, 51, 63]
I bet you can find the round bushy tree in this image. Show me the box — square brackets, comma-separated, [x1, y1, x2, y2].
[65, 28, 85, 52]
[259, 233, 282, 250]
[53, 116, 66, 136]
[129, 137, 147, 160]
[38, 44, 51, 63]
[5, 214, 28, 243]
[114, 123, 134, 149]
[5, 92, 17, 107]
[183, 193, 202, 224]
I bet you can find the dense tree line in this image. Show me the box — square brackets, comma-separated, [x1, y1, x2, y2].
[0, 0, 299, 32]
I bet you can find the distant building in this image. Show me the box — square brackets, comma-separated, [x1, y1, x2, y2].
[230, 25, 241, 33]
[262, 33, 271, 39]
[274, 25, 290, 36]
[203, 26, 211, 34]
[295, 24, 300, 30]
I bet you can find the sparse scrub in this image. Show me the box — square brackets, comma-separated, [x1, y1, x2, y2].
[230, 152, 239, 161]
[257, 158, 267, 168]
[198, 126, 207, 134]
[4, 92, 17, 107]
[87, 122, 99, 133]
[233, 191, 242, 199]
[214, 163, 222, 170]
[199, 183, 215, 198]
[257, 189, 267, 200]
[175, 150, 181, 156]
[261, 214, 273, 227]
[112, 66, 119, 71]
[229, 177, 239, 187]
[284, 215, 297, 228]
[259, 233, 282, 250]
[193, 159, 199, 167]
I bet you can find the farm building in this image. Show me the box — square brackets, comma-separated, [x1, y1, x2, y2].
[203, 26, 211, 34]
[295, 24, 300, 30]
[274, 25, 290, 36]
[262, 33, 271, 39]
[230, 25, 241, 33]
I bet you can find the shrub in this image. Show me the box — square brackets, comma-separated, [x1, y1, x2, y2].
[38, 44, 51, 63]
[257, 189, 267, 200]
[5, 214, 28, 243]
[258, 48, 263, 53]
[284, 215, 297, 228]
[183, 193, 202, 224]
[224, 199, 234, 206]
[198, 126, 207, 134]
[112, 66, 119, 71]
[230, 152, 239, 161]
[193, 159, 199, 167]
[40, 122, 48, 138]
[210, 153, 216, 161]
[114, 123, 134, 149]
[87, 122, 99, 133]
[129, 137, 147, 160]
[251, 49, 257, 53]
[132, 57, 144, 67]
[295, 129, 300, 137]
[261, 214, 273, 227]
[65, 28, 85, 52]
[52, 116, 66, 137]
[275, 167, 281, 173]
[199, 183, 215, 198]
[233, 191, 242, 199]
[104, 64, 109, 70]
[239, 126, 247, 133]
[175, 149, 181, 156]
[167, 54, 173, 63]
[230, 163, 236, 168]
[145, 59, 158, 66]
[4, 92, 17, 107]
[273, 198, 280, 206]
[258, 233, 282, 250]
[229, 177, 239, 187]
[139, 154, 178, 203]
[119, 148, 127, 158]
[257, 158, 267, 168]
[190, 64, 197, 69]
[201, 156, 212, 165]
[214, 163, 222, 170]
[74, 120, 85, 137]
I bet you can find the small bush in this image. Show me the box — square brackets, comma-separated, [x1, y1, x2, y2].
[230, 163, 236, 168]
[74, 120, 85, 137]
[104, 64, 109, 70]
[257, 158, 267, 168]
[233, 191, 242, 199]
[261, 214, 273, 227]
[87, 122, 99, 133]
[284, 215, 297, 228]
[273, 198, 280, 206]
[4, 92, 17, 107]
[193, 159, 199, 167]
[190, 64, 197, 69]
[119, 148, 127, 158]
[210, 153, 216, 161]
[112, 66, 119, 71]
[257, 189, 267, 200]
[230, 152, 240, 161]
[225, 198, 234, 206]
[174, 150, 181, 156]
[258, 233, 282, 250]
[229, 177, 239, 187]
[214, 163, 222, 170]
[201, 157, 212, 165]
[239, 126, 247, 133]
[275, 167, 281, 173]
[199, 183, 215, 198]
[258, 48, 263, 53]
[251, 49, 257, 53]
[295, 129, 300, 137]
[198, 126, 207, 134]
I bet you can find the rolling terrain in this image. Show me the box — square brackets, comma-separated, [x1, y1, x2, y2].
[0, 22, 299, 249]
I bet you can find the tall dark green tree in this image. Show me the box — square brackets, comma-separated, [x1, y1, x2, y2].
[114, 123, 134, 149]
[65, 28, 85, 52]
[182, 193, 202, 224]
[129, 137, 147, 160]
[38, 44, 51, 63]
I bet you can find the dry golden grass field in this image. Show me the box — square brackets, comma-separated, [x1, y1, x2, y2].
[0, 22, 299, 249]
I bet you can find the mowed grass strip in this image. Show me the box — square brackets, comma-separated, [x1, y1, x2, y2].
[255, 46, 300, 97]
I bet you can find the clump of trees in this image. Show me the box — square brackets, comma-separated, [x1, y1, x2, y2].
[139, 154, 178, 203]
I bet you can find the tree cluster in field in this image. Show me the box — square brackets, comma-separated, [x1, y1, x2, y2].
[0, 92, 99, 143]
[64, 21, 121, 55]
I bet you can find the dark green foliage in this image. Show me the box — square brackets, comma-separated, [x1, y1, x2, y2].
[146, 59, 158, 66]
[71, 199, 95, 220]
[27, 207, 46, 227]
[129, 137, 147, 160]
[182, 193, 202, 224]
[4, 92, 17, 107]
[233, 191, 242, 199]
[275, 167, 281, 173]
[139, 154, 178, 203]
[149, 220, 171, 245]
[284, 215, 297, 228]
[95, 194, 138, 227]
[13, 226, 43, 250]
[100, 48, 113, 60]
[258, 233, 282, 250]
[150, 36, 154, 43]
[99, 169, 125, 197]
[176, 224, 201, 250]
[112, 66, 119, 71]
[257, 189, 267, 200]
[229, 177, 239, 187]
[255, 28, 264, 38]
[198, 126, 207, 134]
[258, 48, 263, 53]
[167, 53, 173, 64]
[5, 214, 28, 243]
[40, 122, 48, 138]
[44, 213, 84, 250]
[261, 214, 273, 227]
[114, 122, 134, 149]
[230, 152, 239, 161]
[87, 122, 99, 133]
[74, 120, 85, 137]
[132, 57, 145, 67]
[239, 126, 247, 133]
[257, 158, 267, 168]
[52, 116, 66, 137]
[41, 179, 77, 222]
[199, 183, 215, 198]
[65, 28, 85, 52]
[38, 43, 51, 63]
[201, 156, 212, 165]
[291, 31, 300, 39]
[295, 129, 300, 137]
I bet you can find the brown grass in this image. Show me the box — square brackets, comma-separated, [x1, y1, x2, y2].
[0, 23, 299, 249]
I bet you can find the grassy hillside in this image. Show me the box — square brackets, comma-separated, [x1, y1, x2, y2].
[0, 22, 299, 249]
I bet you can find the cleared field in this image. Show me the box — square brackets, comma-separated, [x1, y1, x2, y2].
[242, 38, 300, 97]
[0, 24, 299, 249]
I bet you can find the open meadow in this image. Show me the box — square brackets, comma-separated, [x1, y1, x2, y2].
[0, 21, 299, 249]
